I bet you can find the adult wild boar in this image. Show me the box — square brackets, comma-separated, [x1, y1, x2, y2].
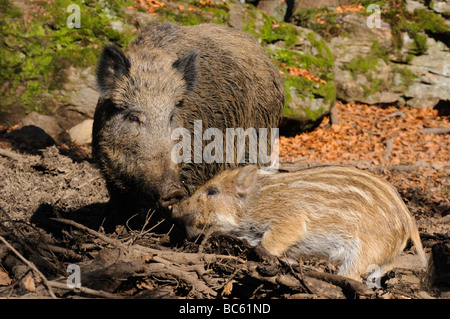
[92, 22, 284, 211]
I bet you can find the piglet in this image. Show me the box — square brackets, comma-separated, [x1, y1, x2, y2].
[172, 165, 427, 280]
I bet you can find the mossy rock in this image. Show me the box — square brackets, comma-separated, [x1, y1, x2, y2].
[0, 0, 336, 134]
[0, 0, 137, 124]
[234, 8, 336, 134]
[157, 2, 337, 134]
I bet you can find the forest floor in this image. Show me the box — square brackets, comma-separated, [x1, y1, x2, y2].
[0, 102, 448, 299]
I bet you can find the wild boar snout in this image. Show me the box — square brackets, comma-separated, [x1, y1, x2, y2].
[159, 183, 186, 207]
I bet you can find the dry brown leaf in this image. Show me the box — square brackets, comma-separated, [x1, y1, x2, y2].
[0, 268, 12, 286]
[221, 281, 233, 296]
[24, 276, 36, 292]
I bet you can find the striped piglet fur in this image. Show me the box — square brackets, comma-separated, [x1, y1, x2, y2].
[172, 165, 427, 280]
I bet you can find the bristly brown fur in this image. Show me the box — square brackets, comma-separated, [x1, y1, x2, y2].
[173, 165, 427, 280]
[92, 22, 284, 210]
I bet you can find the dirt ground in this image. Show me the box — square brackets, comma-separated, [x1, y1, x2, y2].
[0, 103, 449, 299]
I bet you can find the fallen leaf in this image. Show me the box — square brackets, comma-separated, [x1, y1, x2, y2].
[0, 268, 12, 286]
[24, 276, 36, 292]
[221, 281, 233, 296]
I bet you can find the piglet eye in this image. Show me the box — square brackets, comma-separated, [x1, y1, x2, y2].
[205, 186, 219, 196]
[129, 115, 139, 123]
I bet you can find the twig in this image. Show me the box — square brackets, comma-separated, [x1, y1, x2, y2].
[37, 243, 84, 261]
[51, 218, 245, 264]
[330, 102, 339, 125]
[51, 218, 119, 247]
[383, 137, 394, 160]
[0, 235, 57, 299]
[304, 269, 374, 297]
[419, 127, 450, 134]
[0, 148, 22, 161]
[382, 111, 405, 121]
[46, 280, 121, 299]
[286, 260, 313, 295]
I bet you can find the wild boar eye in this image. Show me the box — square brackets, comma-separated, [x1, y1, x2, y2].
[127, 112, 146, 125]
[205, 186, 219, 196]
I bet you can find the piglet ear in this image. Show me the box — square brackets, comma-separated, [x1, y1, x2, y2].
[173, 50, 197, 91]
[233, 165, 258, 197]
[97, 45, 131, 97]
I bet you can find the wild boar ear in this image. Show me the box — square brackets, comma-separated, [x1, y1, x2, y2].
[173, 50, 198, 91]
[234, 165, 258, 197]
[97, 45, 131, 97]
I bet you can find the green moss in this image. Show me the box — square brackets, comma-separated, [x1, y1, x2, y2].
[382, 5, 449, 57]
[361, 78, 383, 97]
[155, 7, 209, 25]
[393, 66, 417, 88]
[412, 9, 449, 34]
[410, 32, 428, 55]
[359, 0, 388, 12]
[291, 6, 348, 40]
[0, 0, 136, 115]
[370, 40, 389, 62]
[259, 15, 299, 47]
[283, 70, 335, 119]
[155, 0, 230, 26]
[306, 32, 334, 64]
[0, 0, 23, 17]
[346, 54, 379, 73]
[304, 105, 326, 121]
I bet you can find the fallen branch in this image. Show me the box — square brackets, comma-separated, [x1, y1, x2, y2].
[330, 103, 339, 125]
[0, 148, 22, 161]
[0, 235, 57, 299]
[52, 218, 246, 265]
[419, 127, 450, 134]
[382, 111, 405, 121]
[305, 269, 374, 297]
[383, 137, 394, 160]
[47, 280, 120, 299]
[38, 243, 84, 261]
[50, 218, 377, 299]
[239, 261, 374, 298]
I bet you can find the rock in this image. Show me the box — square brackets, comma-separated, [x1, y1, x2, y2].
[21, 112, 63, 142]
[68, 119, 94, 145]
[69, 86, 99, 117]
[430, 0, 450, 14]
[63, 66, 99, 118]
[279, 28, 336, 133]
[229, 5, 336, 134]
[409, 39, 450, 77]
[405, 0, 427, 12]
[228, 1, 248, 30]
[365, 91, 403, 105]
[405, 38, 450, 107]
[325, 14, 405, 104]
[257, 0, 288, 21]
[406, 97, 440, 109]
[391, 252, 430, 270]
[292, 0, 353, 11]
[312, 10, 449, 107]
